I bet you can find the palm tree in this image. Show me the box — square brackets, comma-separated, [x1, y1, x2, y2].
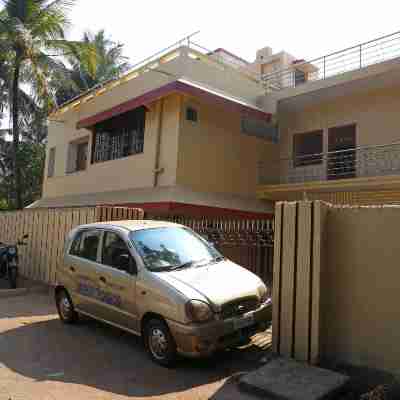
[0, 0, 95, 209]
[56, 29, 131, 104]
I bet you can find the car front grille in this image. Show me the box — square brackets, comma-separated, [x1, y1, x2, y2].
[220, 296, 259, 320]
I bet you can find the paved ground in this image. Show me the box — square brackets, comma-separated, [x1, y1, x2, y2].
[0, 291, 272, 400]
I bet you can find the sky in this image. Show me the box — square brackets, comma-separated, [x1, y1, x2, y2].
[2, 0, 400, 130]
[68, 0, 400, 64]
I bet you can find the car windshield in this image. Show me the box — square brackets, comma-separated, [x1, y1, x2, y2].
[129, 227, 223, 272]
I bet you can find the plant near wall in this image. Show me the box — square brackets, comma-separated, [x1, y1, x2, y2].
[0, 130, 45, 209]
[0, 0, 96, 209]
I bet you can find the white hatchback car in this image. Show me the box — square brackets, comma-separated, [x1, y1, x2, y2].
[55, 220, 272, 366]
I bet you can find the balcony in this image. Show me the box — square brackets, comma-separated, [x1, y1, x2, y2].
[258, 142, 400, 200]
[262, 30, 400, 92]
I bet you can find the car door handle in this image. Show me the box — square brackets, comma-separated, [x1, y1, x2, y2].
[69, 266, 75, 273]
[99, 276, 107, 284]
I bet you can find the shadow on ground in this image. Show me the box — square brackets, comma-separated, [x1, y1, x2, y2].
[0, 296, 272, 398]
[0, 291, 54, 318]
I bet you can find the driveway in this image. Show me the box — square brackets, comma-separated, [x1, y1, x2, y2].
[0, 292, 272, 400]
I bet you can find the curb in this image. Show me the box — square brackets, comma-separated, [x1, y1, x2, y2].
[0, 284, 51, 298]
[0, 288, 28, 298]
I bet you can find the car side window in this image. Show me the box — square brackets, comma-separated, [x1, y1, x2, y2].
[70, 230, 101, 262]
[69, 231, 83, 256]
[102, 231, 135, 274]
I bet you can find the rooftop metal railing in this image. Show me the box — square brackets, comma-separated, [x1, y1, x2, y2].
[258, 142, 400, 185]
[53, 33, 258, 115]
[262, 30, 400, 91]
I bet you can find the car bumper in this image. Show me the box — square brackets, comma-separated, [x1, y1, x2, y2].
[167, 299, 272, 357]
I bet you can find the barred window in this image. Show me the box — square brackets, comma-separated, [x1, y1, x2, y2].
[92, 107, 146, 164]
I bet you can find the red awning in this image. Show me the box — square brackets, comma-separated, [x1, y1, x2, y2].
[76, 79, 271, 129]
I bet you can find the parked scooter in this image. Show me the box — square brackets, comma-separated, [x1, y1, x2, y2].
[0, 234, 28, 289]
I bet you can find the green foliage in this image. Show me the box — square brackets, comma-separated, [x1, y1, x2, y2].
[0, 198, 9, 210]
[0, 1, 131, 209]
[0, 137, 45, 209]
[56, 29, 131, 104]
[18, 141, 46, 203]
[0, 0, 94, 208]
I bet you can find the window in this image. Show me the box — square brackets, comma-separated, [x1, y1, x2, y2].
[241, 117, 279, 143]
[70, 230, 101, 262]
[69, 231, 83, 256]
[92, 107, 146, 164]
[294, 69, 306, 86]
[130, 227, 222, 272]
[293, 130, 323, 167]
[67, 139, 89, 173]
[48, 147, 56, 178]
[102, 231, 134, 273]
[186, 107, 198, 123]
[76, 142, 88, 171]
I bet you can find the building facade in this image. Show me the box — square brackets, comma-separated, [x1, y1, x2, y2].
[36, 30, 400, 215]
[36, 45, 277, 218]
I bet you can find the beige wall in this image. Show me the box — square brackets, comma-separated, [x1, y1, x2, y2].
[279, 87, 400, 157]
[279, 84, 400, 158]
[176, 95, 278, 198]
[44, 90, 277, 204]
[43, 94, 181, 199]
[321, 205, 400, 372]
[264, 85, 400, 185]
[43, 46, 275, 202]
[273, 200, 400, 373]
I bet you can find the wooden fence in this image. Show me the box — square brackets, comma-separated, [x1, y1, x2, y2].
[0, 207, 273, 288]
[0, 206, 144, 285]
[161, 216, 274, 286]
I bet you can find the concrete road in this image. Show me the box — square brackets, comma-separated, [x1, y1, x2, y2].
[0, 292, 271, 400]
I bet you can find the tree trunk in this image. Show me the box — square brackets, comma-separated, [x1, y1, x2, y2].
[12, 58, 23, 209]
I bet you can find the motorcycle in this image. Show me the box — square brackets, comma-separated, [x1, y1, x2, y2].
[0, 234, 29, 289]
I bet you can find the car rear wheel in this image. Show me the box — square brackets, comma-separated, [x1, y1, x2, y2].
[56, 289, 78, 324]
[144, 318, 177, 367]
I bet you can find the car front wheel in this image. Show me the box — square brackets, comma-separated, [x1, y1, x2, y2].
[56, 289, 78, 324]
[144, 318, 177, 367]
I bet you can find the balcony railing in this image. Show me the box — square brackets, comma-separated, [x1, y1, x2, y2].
[258, 142, 400, 185]
[262, 30, 400, 91]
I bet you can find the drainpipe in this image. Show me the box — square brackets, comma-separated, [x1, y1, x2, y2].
[153, 98, 165, 187]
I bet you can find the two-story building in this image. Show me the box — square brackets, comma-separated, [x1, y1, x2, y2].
[33, 30, 400, 216]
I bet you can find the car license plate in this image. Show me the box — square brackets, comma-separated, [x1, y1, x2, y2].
[233, 314, 254, 330]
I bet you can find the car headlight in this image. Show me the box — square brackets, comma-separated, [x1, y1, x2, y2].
[185, 300, 214, 323]
[257, 284, 270, 304]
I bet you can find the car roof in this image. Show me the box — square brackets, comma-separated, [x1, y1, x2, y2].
[74, 219, 183, 233]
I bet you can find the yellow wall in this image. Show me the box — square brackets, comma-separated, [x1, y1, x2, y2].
[322, 205, 400, 372]
[176, 95, 278, 197]
[257, 85, 400, 189]
[42, 46, 275, 203]
[43, 94, 181, 199]
[43, 91, 277, 203]
[273, 200, 400, 373]
[279, 85, 400, 160]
